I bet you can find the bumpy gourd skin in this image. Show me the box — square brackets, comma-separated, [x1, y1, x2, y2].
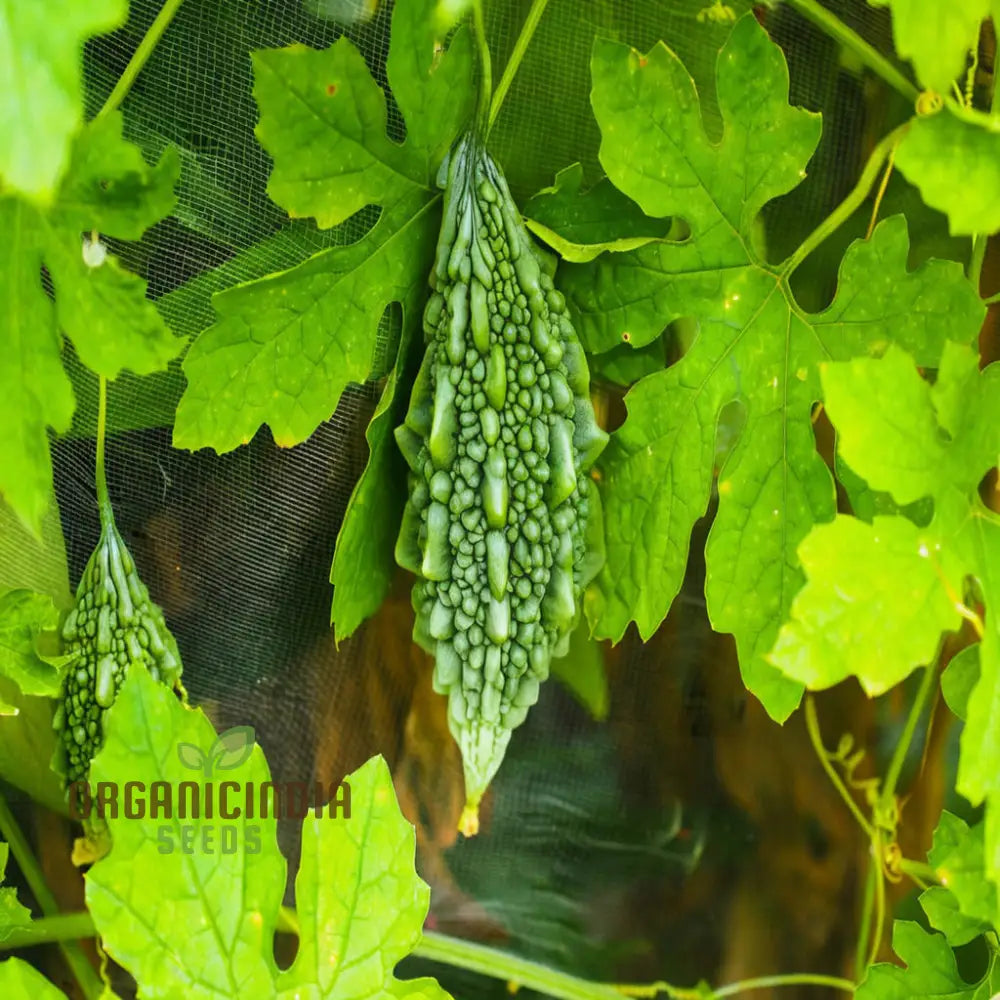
[54, 506, 184, 783]
[396, 134, 607, 833]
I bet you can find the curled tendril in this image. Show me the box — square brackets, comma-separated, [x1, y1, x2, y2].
[882, 841, 905, 883]
[829, 731, 881, 806]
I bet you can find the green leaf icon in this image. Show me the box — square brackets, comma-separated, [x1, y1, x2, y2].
[176, 742, 206, 773]
[209, 726, 255, 773]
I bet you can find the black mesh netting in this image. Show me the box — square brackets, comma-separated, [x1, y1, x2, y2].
[31, 1, 948, 996]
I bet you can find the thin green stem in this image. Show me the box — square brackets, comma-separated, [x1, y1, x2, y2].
[879, 662, 938, 811]
[488, 0, 551, 131]
[713, 974, 856, 997]
[867, 831, 887, 969]
[783, 0, 918, 102]
[0, 912, 96, 951]
[804, 696, 875, 840]
[616, 974, 855, 998]
[95, 375, 113, 527]
[984, 291, 1000, 305]
[897, 858, 933, 890]
[781, 124, 909, 279]
[855, 861, 876, 980]
[0, 794, 103, 999]
[472, 0, 493, 132]
[416, 931, 626, 999]
[0, 911, 856, 1000]
[95, 0, 187, 121]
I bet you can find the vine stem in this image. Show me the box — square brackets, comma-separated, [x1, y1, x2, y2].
[95, 0, 187, 121]
[0, 910, 856, 1000]
[615, 974, 855, 998]
[781, 123, 908, 279]
[95, 375, 113, 528]
[0, 793, 103, 999]
[471, 0, 493, 132]
[782, 0, 918, 102]
[488, 0, 551, 132]
[866, 829, 886, 969]
[878, 661, 938, 812]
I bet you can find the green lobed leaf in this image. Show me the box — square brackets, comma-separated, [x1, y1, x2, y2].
[86, 665, 284, 999]
[0, 957, 67, 999]
[523, 163, 670, 263]
[0, 498, 69, 814]
[174, 0, 475, 453]
[330, 300, 421, 641]
[0, 589, 69, 701]
[46, 234, 180, 380]
[274, 756, 452, 1000]
[866, 0, 989, 94]
[768, 514, 963, 694]
[895, 110, 1000, 238]
[173, 193, 438, 452]
[0, 843, 32, 941]
[823, 342, 1000, 506]
[53, 112, 181, 240]
[0, 200, 74, 537]
[771, 342, 1000, 920]
[570, 13, 982, 720]
[920, 812, 997, 945]
[856, 920, 1000, 999]
[86, 663, 450, 999]
[0, 0, 125, 202]
[0, 118, 182, 535]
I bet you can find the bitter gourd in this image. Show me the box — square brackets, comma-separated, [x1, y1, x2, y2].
[396, 134, 607, 834]
[54, 498, 184, 783]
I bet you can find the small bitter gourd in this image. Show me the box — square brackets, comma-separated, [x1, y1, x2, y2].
[396, 134, 607, 833]
[54, 498, 184, 783]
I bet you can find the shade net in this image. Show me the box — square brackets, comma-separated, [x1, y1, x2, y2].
[23, 0, 961, 996]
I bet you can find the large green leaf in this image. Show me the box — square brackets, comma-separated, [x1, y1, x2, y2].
[920, 812, 997, 946]
[0, 843, 31, 942]
[866, 0, 988, 94]
[173, 0, 474, 453]
[274, 756, 450, 999]
[0, 590, 70, 707]
[86, 663, 450, 999]
[523, 163, 670, 263]
[856, 921, 1000, 999]
[771, 341, 1000, 920]
[173, 193, 437, 451]
[0, 117, 181, 536]
[0, 0, 125, 202]
[0, 498, 69, 814]
[329, 300, 421, 641]
[566, 14, 982, 720]
[895, 110, 1000, 238]
[768, 514, 964, 695]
